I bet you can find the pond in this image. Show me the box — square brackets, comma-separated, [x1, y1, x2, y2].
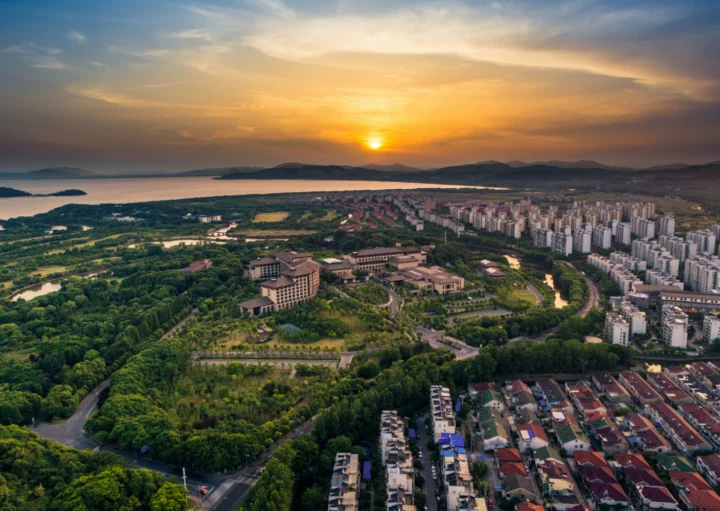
[544, 273, 569, 309]
[11, 281, 62, 302]
[504, 255, 521, 270]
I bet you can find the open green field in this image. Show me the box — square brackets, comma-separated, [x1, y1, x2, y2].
[252, 211, 290, 223]
[32, 266, 69, 277]
[512, 288, 538, 305]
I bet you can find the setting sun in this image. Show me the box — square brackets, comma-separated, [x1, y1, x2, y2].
[367, 136, 384, 150]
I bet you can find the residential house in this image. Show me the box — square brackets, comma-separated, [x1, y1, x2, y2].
[645, 402, 712, 456]
[517, 423, 550, 454]
[697, 454, 720, 488]
[555, 422, 592, 453]
[619, 371, 663, 406]
[592, 374, 632, 405]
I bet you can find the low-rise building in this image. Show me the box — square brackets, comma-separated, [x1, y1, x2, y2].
[328, 453, 359, 511]
[516, 423, 549, 453]
[619, 371, 663, 406]
[431, 386, 456, 440]
[182, 259, 213, 274]
[645, 402, 712, 456]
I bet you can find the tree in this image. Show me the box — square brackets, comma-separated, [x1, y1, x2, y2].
[300, 486, 325, 511]
[150, 483, 187, 511]
[472, 460, 488, 479]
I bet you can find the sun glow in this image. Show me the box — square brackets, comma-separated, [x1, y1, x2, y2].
[367, 136, 384, 150]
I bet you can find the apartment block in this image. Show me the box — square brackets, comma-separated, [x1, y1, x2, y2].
[687, 230, 717, 256]
[684, 254, 720, 293]
[573, 224, 592, 253]
[616, 222, 632, 245]
[329, 453, 359, 511]
[380, 411, 415, 511]
[620, 300, 647, 335]
[659, 215, 676, 236]
[661, 305, 689, 348]
[704, 315, 720, 343]
[592, 225, 612, 249]
[631, 216, 656, 239]
[431, 386, 456, 440]
[604, 313, 630, 346]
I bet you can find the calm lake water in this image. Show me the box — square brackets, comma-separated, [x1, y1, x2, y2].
[544, 273, 569, 309]
[0, 177, 495, 219]
[10, 281, 62, 302]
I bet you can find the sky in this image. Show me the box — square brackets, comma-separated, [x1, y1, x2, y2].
[1, 0, 720, 172]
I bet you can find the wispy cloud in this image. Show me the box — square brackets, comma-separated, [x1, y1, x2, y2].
[29, 56, 66, 69]
[244, 0, 294, 19]
[67, 30, 87, 44]
[108, 45, 171, 58]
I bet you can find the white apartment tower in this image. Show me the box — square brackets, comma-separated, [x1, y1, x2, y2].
[573, 224, 593, 253]
[659, 215, 676, 236]
[661, 305, 688, 349]
[592, 225, 612, 249]
[604, 313, 630, 346]
[704, 316, 720, 344]
[616, 222, 632, 245]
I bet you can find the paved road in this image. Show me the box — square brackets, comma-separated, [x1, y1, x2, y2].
[414, 325, 479, 360]
[416, 415, 439, 511]
[35, 380, 110, 449]
[526, 284, 543, 306]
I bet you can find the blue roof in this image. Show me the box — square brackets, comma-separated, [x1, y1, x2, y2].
[440, 450, 455, 457]
[455, 397, 462, 413]
[476, 455, 486, 462]
[408, 428, 416, 439]
[451, 433, 465, 448]
[363, 461, 372, 480]
[456, 447, 466, 454]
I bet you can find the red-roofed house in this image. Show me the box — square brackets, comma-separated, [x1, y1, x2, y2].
[697, 454, 720, 487]
[516, 503, 544, 511]
[588, 482, 629, 507]
[682, 488, 720, 511]
[496, 448, 523, 463]
[574, 451, 607, 468]
[613, 453, 652, 471]
[646, 402, 713, 456]
[579, 465, 617, 485]
[500, 462, 528, 478]
[619, 371, 662, 405]
[517, 423, 550, 453]
[636, 486, 679, 510]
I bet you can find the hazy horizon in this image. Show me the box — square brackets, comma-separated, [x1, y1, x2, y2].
[2, 0, 720, 172]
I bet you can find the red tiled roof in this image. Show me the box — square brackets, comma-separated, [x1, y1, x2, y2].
[574, 451, 607, 468]
[496, 448, 523, 463]
[517, 423, 549, 442]
[579, 466, 617, 484]
[638, 486, 677, 505]
[624, 468, 664, 488]
[500, 462, 528, 477]
[686, 489, 720, 511]
[614, 453, 652, 471]
[588, 482, 629, 504]
[670, 471, 713, 491]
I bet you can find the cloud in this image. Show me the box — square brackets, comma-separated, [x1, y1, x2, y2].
[237, 2, 715, 99]
[169, 28, 215, 42]
[108, 46, 171, 58]
[67, 30, 87, 44]
[3, 43, 65, 69]
[244, 0, 294, 19]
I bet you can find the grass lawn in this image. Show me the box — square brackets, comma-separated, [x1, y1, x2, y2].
[252, 211, 290, 223]
[237, 229, 317, 237]
[511, 288, 538, 305]
[319, 210, 340, 221]
[32, 266, 69, 277]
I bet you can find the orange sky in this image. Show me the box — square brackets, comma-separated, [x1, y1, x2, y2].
[1, 0, 719, 171]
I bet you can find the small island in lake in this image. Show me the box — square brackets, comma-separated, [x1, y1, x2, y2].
[0, 187, 87, 198]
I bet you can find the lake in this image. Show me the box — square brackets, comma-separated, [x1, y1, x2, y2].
[544, 273, 569, 309]
[10, 281, 62, 302]
[0, 177, 497, 219]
